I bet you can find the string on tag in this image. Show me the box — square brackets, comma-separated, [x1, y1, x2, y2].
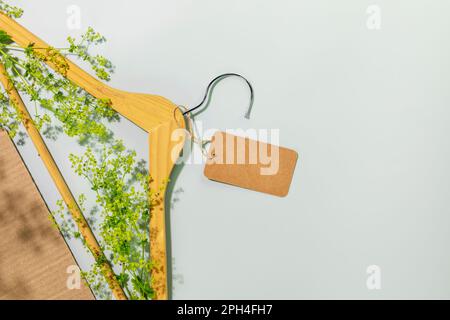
[176, 73, 254, 158]
[176, 104, 212, 158]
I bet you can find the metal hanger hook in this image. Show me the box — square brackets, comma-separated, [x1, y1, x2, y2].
[182, 73, 254, 119]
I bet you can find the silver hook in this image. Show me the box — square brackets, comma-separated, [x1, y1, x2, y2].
[182, 73, 254, 119]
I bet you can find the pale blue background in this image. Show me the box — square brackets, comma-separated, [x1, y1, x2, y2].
[7, 0, 450, 299]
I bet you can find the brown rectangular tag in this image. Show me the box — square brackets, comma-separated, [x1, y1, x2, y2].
[204, 131, 298, 197]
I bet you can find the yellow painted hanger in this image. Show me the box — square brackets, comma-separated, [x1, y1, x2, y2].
[0, 12, 185, 300]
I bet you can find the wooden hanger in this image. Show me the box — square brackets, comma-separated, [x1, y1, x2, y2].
[0, 12, 186, 300]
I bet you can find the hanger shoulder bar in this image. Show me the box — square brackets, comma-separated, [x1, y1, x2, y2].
[149, 115, 186, 300]
[0, 13, 115, 99]
[0, 12, 179, 131]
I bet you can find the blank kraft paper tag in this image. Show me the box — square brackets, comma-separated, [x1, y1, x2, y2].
[204, 131, 298, 197]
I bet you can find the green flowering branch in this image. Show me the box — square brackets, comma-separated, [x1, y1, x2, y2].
[0, 3, 156, 299]
[69, 142, 154, 299]
[0, 0, 23, 18]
